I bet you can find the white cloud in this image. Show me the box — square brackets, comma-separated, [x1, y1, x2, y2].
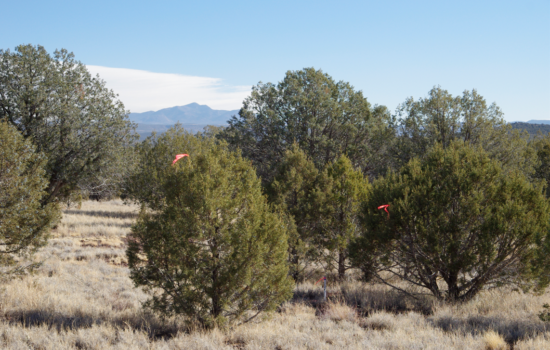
[86, 65, 250, 113]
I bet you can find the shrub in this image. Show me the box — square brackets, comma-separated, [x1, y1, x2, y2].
[127, 142, 294, 327]
[122, 125, 217, 210]
[268, 146, 370, 281]
[0, 121, 59, 273]
[538, 304, 550, 322]
[350, 141, 550, 301]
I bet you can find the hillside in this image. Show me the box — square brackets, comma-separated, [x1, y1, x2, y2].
[135, 123, 217, 140]
[130, 105, 550, 140]
[510, 122, 550, 136]
[129, 103, 238, 125]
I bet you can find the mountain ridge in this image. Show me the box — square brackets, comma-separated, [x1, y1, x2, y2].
[129, 102, 239, 125]
[130, 104, 550, 139]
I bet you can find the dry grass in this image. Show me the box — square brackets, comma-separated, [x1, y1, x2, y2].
[483, 331, 507, 350]
[0, 200, 548, 349]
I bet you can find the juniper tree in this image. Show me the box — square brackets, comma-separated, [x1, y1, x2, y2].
[315, 155, 370, 280]
[0, 44, 137, 204]
[268, 147, 370, 281]
[532, 132, 550, 198]
[220, 68, 392, 184]
[122, 124, 218, 210]
[350, 141, 550, 301]
[127, 142, 293, 327]
[267, 144, 321, 281]
[0, 121, 59, 273]
[389, 86, 536, 176]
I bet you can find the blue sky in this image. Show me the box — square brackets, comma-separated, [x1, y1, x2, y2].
[2, 0, 549, 121]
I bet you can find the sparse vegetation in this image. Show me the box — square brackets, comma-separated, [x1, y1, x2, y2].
[0, 200, 547, 349]
[539, 303, 550, 322]
[1, 48, 549, 348]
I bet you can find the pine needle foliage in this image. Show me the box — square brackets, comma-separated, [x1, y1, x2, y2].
[0, 121, 60, 274]
[127, 142, 294, 327]
[350, 141, 550, 302]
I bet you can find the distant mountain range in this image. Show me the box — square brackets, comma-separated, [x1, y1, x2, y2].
[129, 104, 550, 140]
[510, 122, 550, 136]
[130, 103, 238, 125]
[130, 103, 239, 140]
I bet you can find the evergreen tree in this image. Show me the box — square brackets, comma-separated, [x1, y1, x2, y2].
[0, 45, 137, 204]
[316, 155, 370, 280]
[532, 132, 550, 198]
[220, 68, 391, 184]
[0, 121, 60, 273]
[122, 124, 217, 210]
[350, 141, 550, 301]
[268, 147, 370, 281]
[127, 142, 293, 327]
[389, 86, 535, 176]
[267, 144, 321, 281]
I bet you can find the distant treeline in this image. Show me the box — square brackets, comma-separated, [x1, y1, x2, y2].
[510, 122, 550, 136]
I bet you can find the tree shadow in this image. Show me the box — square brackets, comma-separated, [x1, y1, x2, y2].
[293, 284, 435, 316]
[63, 210, 138, 219]
[3, 308, 183, 340]
[430, 314, 550, 345]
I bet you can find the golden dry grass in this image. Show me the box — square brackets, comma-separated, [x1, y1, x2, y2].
[0, 200, 548, 349]
[483, 331, 507, 350]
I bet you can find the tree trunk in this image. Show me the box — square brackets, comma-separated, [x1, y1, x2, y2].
[211, 236, 222, 319]
[338, 250, 346, 280]
[290, 249, 302, 282]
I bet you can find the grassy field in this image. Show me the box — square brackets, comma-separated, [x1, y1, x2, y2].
[0, 200, 549, 349]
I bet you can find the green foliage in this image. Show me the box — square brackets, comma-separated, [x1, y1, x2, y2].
[0, 121, 60, 273]
[511, 122, 550, 137]
[315, 155, 370, 280]
[390, 86, 535, 176]
[532, 133, 550, 198]
[220, 67, 392, 183]
[350, 141, 550, 302]
[268, 146, 370, 280]
[122, 124, 218, 210]
[127, 141, 294, 327]
[539, 304, 550, 322]
[0, 44, 138, 204]
[267, 144, 321, 281]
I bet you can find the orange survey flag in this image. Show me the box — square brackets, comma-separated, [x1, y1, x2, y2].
[314, 276, 326, 285]
[172, 154, 189, 165]
[378, 204, 390, 218]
